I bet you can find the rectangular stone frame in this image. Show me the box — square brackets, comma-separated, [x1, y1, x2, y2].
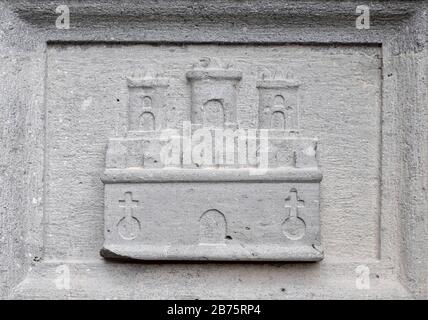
[0, 0, 426, 299]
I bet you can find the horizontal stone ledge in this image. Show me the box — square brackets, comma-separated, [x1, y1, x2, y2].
[13, 266, 411, 299]
[256, 79, 301, 89]
[186, 70, 242, 81]
[11, 1, 417, 24]
[101, 167, 322, 183]
[101, 243, 324, 261]
[126, 77, 169, 88]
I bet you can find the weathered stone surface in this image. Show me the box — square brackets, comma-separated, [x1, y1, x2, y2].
[0, 0, 427, 299]
[47, 44, 380, 263]
[102, 182, 322, 261]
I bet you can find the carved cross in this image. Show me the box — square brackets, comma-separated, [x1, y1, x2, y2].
[285, 189, 304, 218]
[119, 192, 138, 218]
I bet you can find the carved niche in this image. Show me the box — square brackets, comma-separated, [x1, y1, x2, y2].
[101, 58, 323, 261]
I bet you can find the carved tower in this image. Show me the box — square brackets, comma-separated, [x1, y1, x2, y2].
[257, 74, 300, 132]
[127, 76, 169, 132]
[186, 58, 242, 129]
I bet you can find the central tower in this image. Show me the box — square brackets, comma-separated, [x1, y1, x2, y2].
[186, 57, 242, 129]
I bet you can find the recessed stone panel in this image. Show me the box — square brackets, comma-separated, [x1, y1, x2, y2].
[45, 44, 381, 262]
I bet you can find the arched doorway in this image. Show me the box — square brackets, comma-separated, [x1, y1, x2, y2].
[203, 99, 224, 128]
[199, 209, 227, 244]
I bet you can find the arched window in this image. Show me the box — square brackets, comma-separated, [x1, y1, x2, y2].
[273, 95, 285, 107]
[271, 111, 285, 129]
[142, 96, 152, 109]
[203, 99, 225, 128]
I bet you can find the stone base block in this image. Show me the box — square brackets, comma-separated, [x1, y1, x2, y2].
[101, 169, 322, 261]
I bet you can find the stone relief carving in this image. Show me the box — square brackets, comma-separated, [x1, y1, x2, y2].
[117, 192, 140, 241]
[282, 188, 306, 241]
[187, 57, 242, 129]
[101, 57, 323, 261]
[257, 70, 300, 132]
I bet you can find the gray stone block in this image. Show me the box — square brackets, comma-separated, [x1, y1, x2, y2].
[1, 0, 427, 299]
